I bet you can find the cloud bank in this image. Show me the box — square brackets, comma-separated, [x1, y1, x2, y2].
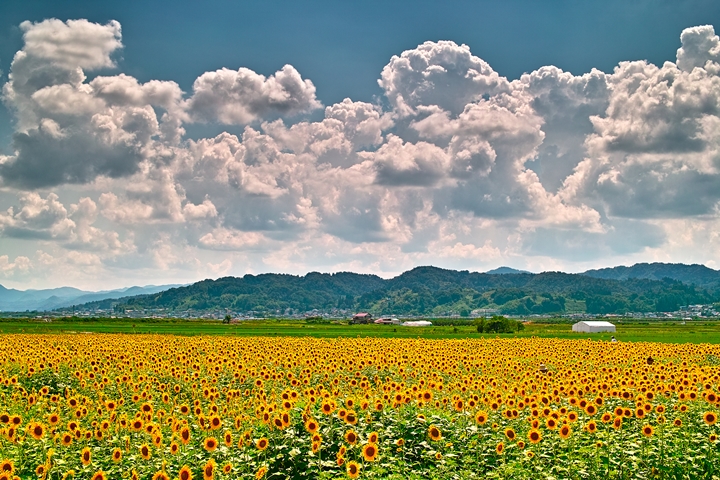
[2, 19, 720, 288]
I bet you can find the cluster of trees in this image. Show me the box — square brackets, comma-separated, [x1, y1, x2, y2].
[100, 266, 718, 316]
[474, 316, 525, 333]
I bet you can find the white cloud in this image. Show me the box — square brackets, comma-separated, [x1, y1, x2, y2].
[677, 25, 720, 72]
[0, 255, 32, 279]
[198, 228, 266, 250]
[186, 65, 321, 124]
[379, 40, 509, 116]
[2, 20, 720, 288]
[0, 192, 133, 254]
[19, 19, 122, 70]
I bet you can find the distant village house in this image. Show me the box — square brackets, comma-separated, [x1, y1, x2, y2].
[351, 313, 373, 324]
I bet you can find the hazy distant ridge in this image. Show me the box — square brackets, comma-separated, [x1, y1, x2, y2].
[0, 284, 183, 312]
[582, 263, 720, 290]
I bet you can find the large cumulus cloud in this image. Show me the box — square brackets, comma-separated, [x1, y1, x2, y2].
[2, 18, 720, 289]
[186, 65, 321, 124]
[562, 25, 720, 219]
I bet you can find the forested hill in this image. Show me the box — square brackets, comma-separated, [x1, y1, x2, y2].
[110, 266, 720, 316]
[582, 263, 720, 291]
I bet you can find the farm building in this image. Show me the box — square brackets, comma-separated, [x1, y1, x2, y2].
[374, 317, 402, 325]
[350, 313, 373, 324]
[402, 320, 433, 327]
[572, 321, 616, 333]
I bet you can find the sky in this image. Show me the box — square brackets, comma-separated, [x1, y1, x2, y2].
[1, 0, 720, 290]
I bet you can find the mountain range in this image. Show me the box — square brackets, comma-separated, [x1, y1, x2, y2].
[583, 263, 720, 290]
[0, 284, 183, 312]
[4, 262, 720, 315]
[111, 263, 720, 316]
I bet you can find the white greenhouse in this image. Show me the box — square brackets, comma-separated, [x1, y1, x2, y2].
[572, 321, 616, 333]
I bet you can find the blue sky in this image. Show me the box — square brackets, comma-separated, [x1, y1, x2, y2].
[1, 0, 720, 289]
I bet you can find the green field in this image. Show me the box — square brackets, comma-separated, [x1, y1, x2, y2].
[1, 317, 720, 343]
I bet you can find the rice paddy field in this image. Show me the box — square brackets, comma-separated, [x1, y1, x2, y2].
[0, 321, 719, 479]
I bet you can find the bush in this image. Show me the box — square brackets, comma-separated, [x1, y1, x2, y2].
[474, 315, 524, 333]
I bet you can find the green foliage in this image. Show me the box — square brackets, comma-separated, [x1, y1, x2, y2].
[304, 316, 334, 324]
[474, 316, 524, 333]
[89, 266, 720, 317]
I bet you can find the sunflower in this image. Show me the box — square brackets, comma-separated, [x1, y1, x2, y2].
[368, 431, 379, 443]
[344, 411, 358, 425]
[80, 447, 91, 466]
[255, 466, 267, 479]
[209, 416, 222, 430]
[203, 437, 218, 452]
[0, 459, 14, 474]
[223, 463, 232, 474]
[168, 441, 179, 455]
[305, 419, 319, 434]
[475, 411, 488, 425]
[528, 429, 542, 444]
[559, 424, 571, 439]
[546, 418, 557, 430]
[29, 422, 45, 440]
[221, 431, 232, 447]
[139, 444, 151, 460]
[35, 465, 47, 477]
[203, 459, 216, 480]
[256, 437, 269, 450]
[642, 424, 654, 437]
[362, 443, 378, 462]
[152, 472, 170, 480]
[111, 448, 122, 463]
[428, 425, 442, 441]
[178, 465, 193, 480]
[179, 426, 191, 445]
[61, 432, 73, 446]
[496, 442, 505, 454]
[703, 411, 717, 425]
[613, 417, 623, 430]
[346, 461, 361, 479]
[344, 430, 358, 445]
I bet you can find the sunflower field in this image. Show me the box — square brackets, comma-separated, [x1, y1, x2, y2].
[0, 334, 719, 479]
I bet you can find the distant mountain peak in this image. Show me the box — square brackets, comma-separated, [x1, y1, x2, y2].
[485, 267, 531, 275]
